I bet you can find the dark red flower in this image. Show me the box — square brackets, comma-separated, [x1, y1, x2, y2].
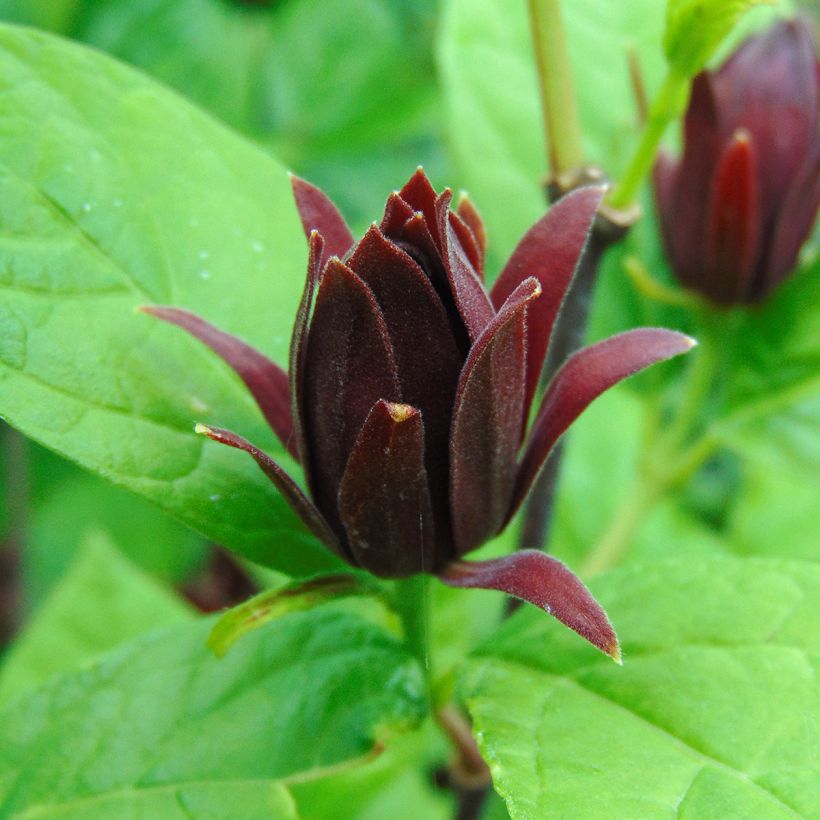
[655, 18, 819, 306]
[145, 169, 692, 659]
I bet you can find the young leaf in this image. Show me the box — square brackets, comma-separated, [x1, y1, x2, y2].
[664, 0, 774, 78]
[0, 608, 426, 817]
[207, 572, 384, 657]
[0, 532, 192, 704]
[0, 24, 340, 576]
[464, 556, 819, 819]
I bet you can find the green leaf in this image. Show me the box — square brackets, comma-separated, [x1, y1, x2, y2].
[208, 571, 384, 657]
[26, 465, 206, 609]
[0, 532, 192, 703]
[291, 725, 452, 820]
[464, 556, 819, 818]
[0, 24, 341, 576]
[7, 780, 298, 820]
[664, 0, 773, 77]
[0, 607, 426, 817]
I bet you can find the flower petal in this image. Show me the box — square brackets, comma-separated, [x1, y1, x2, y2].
[289, 231, 324, 473]
[194, 424, 344, 558]
[509, 329, 695, 521]
[448, 210, 483, 278]
[338, 400, 436, 578]
[439, 551, 620, 662]
[449, 278, 541, 556]
[347, 226, 463, 545]
[705, 130, 760, 304]
[142, 306, 297, 461]
[436, 189, 495, 342]
[290, 174, 355, 265]
[765, 140, 819, 296]
[490, 187, 603, 419]
[304, 258, 401, 528]
[380, 191, 415, 238]
[456, 192, 486, 272]
[399, 168, 440, 241]
[653, 148, 679, 264]
[670, 73, 722, 288]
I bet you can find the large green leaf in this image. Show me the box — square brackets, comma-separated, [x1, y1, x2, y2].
[464, 556, 819, 818]
[0, 24, 341, 576]
[0, 533, 192, 704]
[0, 607, 426, 817]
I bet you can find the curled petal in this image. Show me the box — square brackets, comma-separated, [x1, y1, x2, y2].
[289, 231, 324, 474]
[290, 175, 354, 265]
[439, 551, 621, 662]
[436, 189, 495, 342]
[194, 424, 343, 558]
[509, 329, 695, 522]
[456, 193, 487, 272]
[450, 278, 541, 556]
[490, 187, 603, 421]
[338, 400, 435, 578]
[142, 306, 297, 461]
[304, 259, 401, 527]
[448, 210, 483, 278]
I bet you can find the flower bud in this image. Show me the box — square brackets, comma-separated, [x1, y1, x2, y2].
[655, 18, 819, 306]
[145, 170, 693, 659]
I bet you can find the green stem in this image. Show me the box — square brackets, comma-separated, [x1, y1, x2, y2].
[527, 0, 584, 175]
[392, 575, 433, 698]
[607, 66, 689, 209]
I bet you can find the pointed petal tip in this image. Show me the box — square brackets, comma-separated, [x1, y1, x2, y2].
[384, 401, 418, 423]
[194, 422, 212, 437]
[611, 642, 623, 665]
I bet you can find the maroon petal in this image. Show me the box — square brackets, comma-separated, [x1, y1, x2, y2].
[289, 231, 324, 474]
[765, 140, 819, 296]
[304, 258, 401, 528]
[195, 424, 343, 558]
[653, 149, 679, 263]
[449, 278, 541, 556]
[380, 191, 415, 239]
[457, 193, 487, 272]
[399, 168, 440, 242]
[449, 211, 484, 278]
[509, 329, 695, 521]
[142, 306, 297, 461]
[439, 551, 620, 662]
[490, 187, 603, 419]
[705, 130, 761, 304]
[290, 175, 355, 265]
[338, 401, 435, 578]
[436, 190, 495, 342]
[671, 73, 722, 288]
[347, 225, 463, 544]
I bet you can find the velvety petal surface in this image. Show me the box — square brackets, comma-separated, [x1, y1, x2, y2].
[289, 231, 324, 474]
[380, 191, 415, 238]
[510, 329, 695, 520]
[399, 168, 440, 242]
[347, 226, 463, 545]
[456, 193, 486, 272]
[338, 401, 435, 578]
[142, 306, 297, 460]
[706, 130, 760, 304]
[448, 210, 483, 277]
[194, 424, 343, 558]
[303, 259, 401, 529]
[291, 175, 355, 266]
[490, 187, 603, 418]
[436, 190, 495, 342]
[439, 551, 620, 661]
[449, 278, 541, 556]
